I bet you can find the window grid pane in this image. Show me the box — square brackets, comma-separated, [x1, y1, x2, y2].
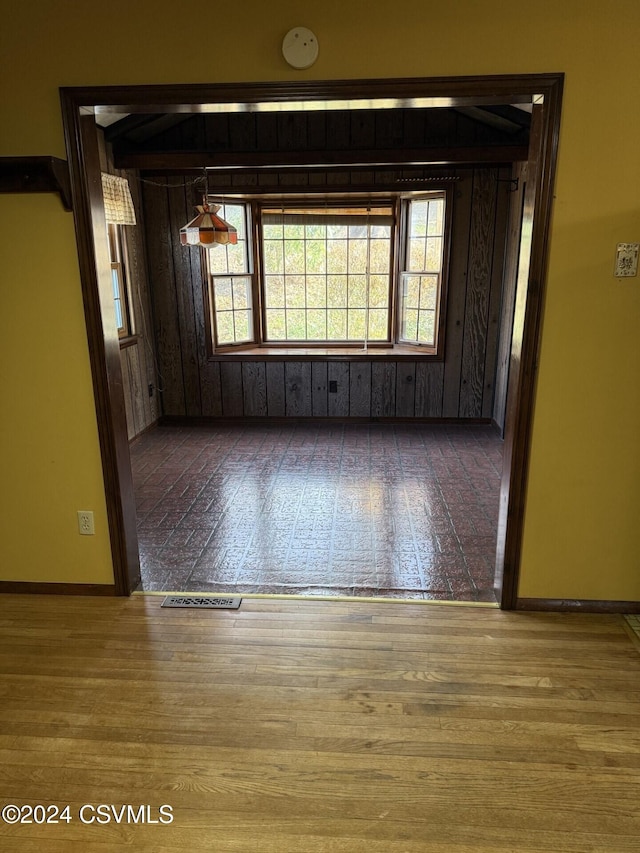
[400, 196, 445, 346]
[112, 268, 124, 331]
[207, 203, 249, 276]
[262, 208, 392, 343]
[209, 203, 255, 347]
[213, 276, 253, 345]
[108, 222, 131, 337]
[400, 274, 440, 347]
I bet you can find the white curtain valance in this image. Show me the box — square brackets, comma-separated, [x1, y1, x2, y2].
[101, 173, 137, 225]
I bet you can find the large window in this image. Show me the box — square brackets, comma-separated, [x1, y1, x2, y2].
[207, 193, 447, 354]
[262, 205, 393, 343]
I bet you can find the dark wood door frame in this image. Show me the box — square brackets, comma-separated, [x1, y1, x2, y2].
[60, 74, 564, 607]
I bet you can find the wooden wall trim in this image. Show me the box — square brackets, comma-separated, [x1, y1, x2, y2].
[517, 598, 640, 614]
[68, 73, 562, 113]
[0, 582, 116, 596]
[495, 77, 564, 610]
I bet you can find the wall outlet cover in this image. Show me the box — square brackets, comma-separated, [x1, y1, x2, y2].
[77, 510, 95, 535]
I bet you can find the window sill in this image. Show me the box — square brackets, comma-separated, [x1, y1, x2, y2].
[119, 335, 139, 349]
[209, 346, 442, 362]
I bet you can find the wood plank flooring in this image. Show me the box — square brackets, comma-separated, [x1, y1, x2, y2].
[0, 594, 639, 852]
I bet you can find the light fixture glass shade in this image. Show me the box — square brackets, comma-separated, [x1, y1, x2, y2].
[179, 202, 238, 247]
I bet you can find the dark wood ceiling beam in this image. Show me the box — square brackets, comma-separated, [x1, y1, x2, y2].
[115, 145, 528, 171]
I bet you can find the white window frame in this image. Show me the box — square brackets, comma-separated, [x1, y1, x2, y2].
[397, 192, 447, 351]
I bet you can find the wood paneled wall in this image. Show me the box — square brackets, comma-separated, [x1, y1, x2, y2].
[100, 131, 160, 439]
[119, 170, 159, 439]
[142, 167, 512, 420]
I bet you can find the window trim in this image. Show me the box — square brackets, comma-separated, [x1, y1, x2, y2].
[395, 190, 452, 355]
[257, 198, 396, 346]
[204, 201, 257, 354]
[204, 189, 452, 359]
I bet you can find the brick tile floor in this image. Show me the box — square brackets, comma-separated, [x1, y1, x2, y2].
[131, 423, 503, 602]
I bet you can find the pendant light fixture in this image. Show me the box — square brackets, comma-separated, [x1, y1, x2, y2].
[179, 171, 238, 247]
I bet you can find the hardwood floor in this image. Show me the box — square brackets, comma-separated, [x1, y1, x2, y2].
[0, 593, 639, 851]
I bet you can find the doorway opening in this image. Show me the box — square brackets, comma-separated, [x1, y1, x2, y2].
[61, 74, 563, 606]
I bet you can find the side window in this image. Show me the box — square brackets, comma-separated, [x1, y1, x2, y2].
[207, 203, 254, 347]
[107, 223, 132, 338]
[398, 194, 446, 350]
[102, 173, 137, 340]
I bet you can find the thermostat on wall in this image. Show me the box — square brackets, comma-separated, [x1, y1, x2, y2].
[282, 27, 319, 69]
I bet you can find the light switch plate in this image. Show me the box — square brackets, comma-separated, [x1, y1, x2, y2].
[614, 242, 639, 277]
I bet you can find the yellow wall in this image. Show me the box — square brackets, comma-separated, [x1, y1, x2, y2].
[1, 0, 638, 598]
[0, 196, 114, 584]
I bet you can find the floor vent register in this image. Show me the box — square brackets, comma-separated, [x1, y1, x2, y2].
[161, 596, 242, 610]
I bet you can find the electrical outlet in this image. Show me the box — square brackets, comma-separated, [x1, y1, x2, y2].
[77, 510, 95, 535]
